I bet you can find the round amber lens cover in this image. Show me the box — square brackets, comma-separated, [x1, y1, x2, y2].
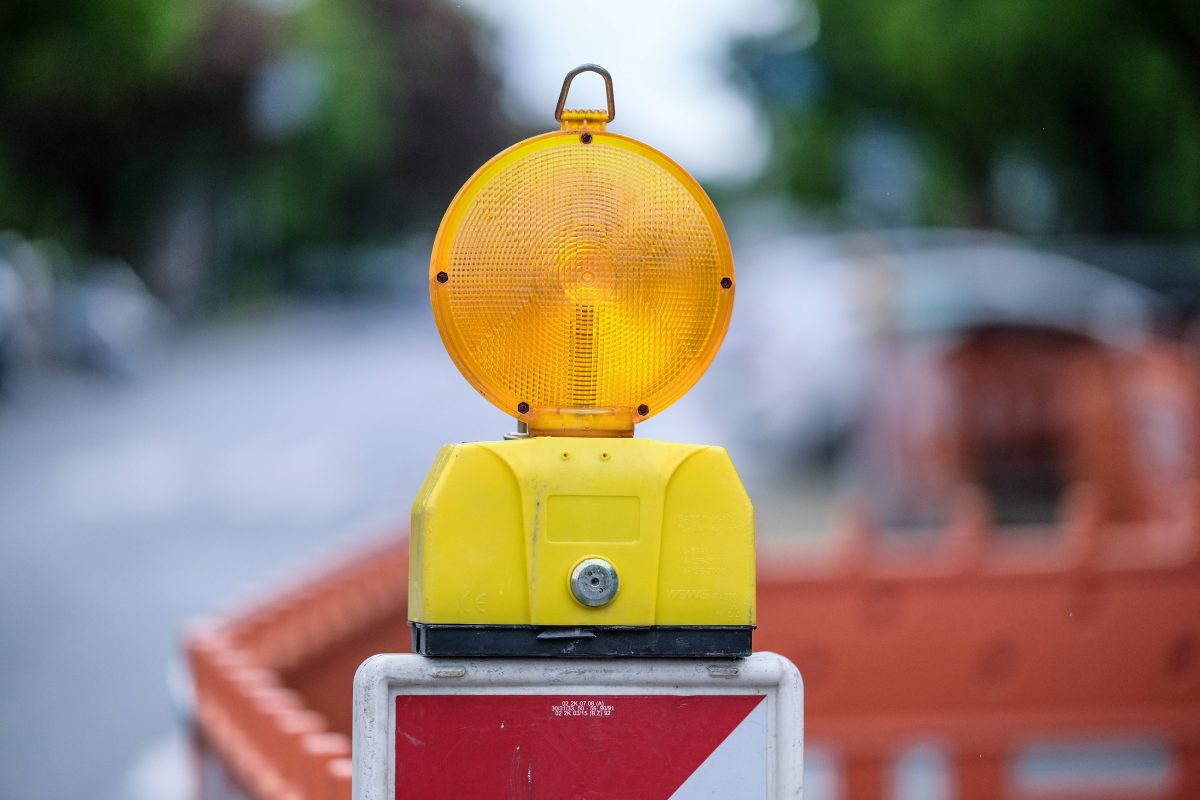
[430, 129, 734, 433]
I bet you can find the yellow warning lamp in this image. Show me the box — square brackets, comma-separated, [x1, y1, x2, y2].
[430, 67, 734, 436]
[410, 65, 754, 657]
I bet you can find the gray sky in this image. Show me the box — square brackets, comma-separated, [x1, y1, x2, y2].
[457, 0, 790, 181]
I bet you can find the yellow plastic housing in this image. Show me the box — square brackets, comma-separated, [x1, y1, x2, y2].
[409, 437, 755, 627]
[430, 130, 735, 436]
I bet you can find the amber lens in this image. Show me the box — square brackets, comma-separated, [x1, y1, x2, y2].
[431, 130, 733, 433]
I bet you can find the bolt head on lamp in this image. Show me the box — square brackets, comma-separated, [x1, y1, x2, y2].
[430, 65, 734, 437]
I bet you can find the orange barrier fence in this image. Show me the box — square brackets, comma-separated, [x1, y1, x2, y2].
[756, 483, 1200, 798]
[187, 540, 408, 800]
[187, 486, 1200, 799]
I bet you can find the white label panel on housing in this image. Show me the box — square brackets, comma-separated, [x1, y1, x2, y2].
[352, 653, 803, 800]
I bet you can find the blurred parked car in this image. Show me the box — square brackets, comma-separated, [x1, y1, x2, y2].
[0, 235, 54, 393]
[0, 234, 170, 391]
[51, 262, 170, 378]
[723, 230, 1184, 527]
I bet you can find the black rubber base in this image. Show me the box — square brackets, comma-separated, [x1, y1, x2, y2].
[411, 623, 753, 658]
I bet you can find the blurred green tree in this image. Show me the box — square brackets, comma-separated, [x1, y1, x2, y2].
[0, 0, 510, 310]
[736, 0, 1200, 234]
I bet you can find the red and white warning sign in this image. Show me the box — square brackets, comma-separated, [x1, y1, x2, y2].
[353, 653, 802, 799]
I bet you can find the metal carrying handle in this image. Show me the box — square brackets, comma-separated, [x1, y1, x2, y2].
[554, 64, 615, 123]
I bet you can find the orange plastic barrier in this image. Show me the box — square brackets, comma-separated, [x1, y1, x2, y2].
[756, 483, 1200, 798]
[188, 496, 1200, 799]
[855, 329, 1200, 531]
[187, 540, 408, 800]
